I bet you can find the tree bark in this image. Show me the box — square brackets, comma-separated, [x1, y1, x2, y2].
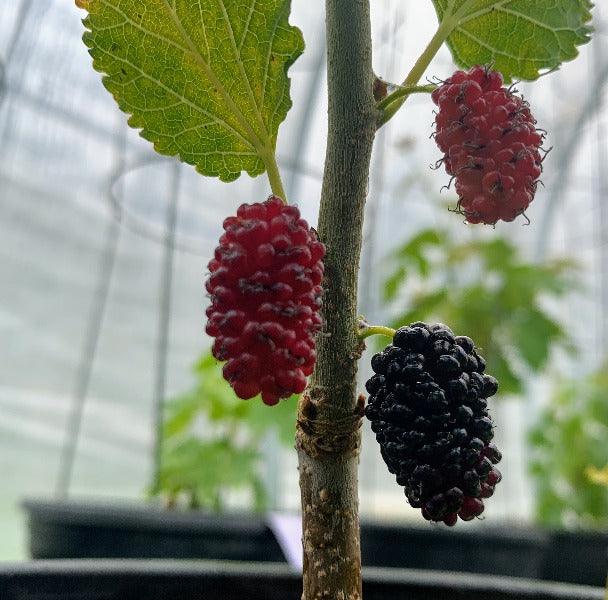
[296, 1, 376, 598]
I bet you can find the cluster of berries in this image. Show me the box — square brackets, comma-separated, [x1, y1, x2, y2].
[205, 196, 325, 405]
[365, 322, 502, 525]
[204, 69, 513, 524]
[432, 66, 544, 225]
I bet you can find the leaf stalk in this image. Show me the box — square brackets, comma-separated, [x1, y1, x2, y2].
[262, 149, 288, 203]
[379, 11, 457, 127]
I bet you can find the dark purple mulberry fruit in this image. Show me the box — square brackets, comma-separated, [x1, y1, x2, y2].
[364, 322, 502, 524]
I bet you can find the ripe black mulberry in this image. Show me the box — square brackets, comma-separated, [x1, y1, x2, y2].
[365, 322, 502, 525]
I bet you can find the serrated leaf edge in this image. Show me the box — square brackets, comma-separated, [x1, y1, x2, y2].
[77, 0, 303, 182]
[434, 0, 594, 81]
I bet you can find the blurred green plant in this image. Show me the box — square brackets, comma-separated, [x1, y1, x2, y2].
[383, 229, 577, 395]
[529, 365, 608, 528]
[586, 465, 608, 487]
[151, 352, 297, 511]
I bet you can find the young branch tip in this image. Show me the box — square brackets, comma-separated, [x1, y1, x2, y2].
[376, 83, 437, 112]
[357, 319, 396, 341]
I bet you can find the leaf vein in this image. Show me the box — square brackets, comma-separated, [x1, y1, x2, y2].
[498, 6, 583, 34]
[217, 0, 268, 139]
[262, 0, 289, 111]
[94, 44, 255, 148]
[159, 0, 267, 153]
[455, 26, 547, 64]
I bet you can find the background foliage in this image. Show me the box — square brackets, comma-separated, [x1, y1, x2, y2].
[382, 229, 577, 395]
[529, 364, 608, 528]
[152, 353, 296, 511]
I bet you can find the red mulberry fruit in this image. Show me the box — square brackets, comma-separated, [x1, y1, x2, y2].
[205, 196, 325, 405]
[432, 66, 544, 225]
[365, 322, 502, 525]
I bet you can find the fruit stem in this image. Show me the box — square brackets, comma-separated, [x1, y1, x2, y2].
[378, 10, 457, 127]
[357, 324, 396, 340]
[263, 148, 288, 203]
[376, 83, 437, 112]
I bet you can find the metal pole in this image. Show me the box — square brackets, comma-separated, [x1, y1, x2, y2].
[535, 60, 608, 260]
[150, 161, 181, 493]
[593, 30, 608, 356]
[0, 0, 48, 140]
[55, 124, 126, 497]
[286, 32, 326, 201]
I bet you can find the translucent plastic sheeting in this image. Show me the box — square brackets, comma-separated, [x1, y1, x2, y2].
[0, 0, 606, 560]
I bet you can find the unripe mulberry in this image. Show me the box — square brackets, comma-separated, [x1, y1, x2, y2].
[365, 322, 502, 525]
[205, 196, 325, 405]
[432, 66, 544, 225]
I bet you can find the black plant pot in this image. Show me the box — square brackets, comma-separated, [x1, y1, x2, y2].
[22, 499, 285, 562]
[361, 519, 547, 579]
[0, 560, 603, 600]
[22, 499, 608, 586]
[543, 530, 608, 586]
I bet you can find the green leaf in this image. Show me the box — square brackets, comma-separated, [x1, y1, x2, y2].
[77, 0, 304, 182]
[251, 476, 269, 512]
[389, 289, 450, 331]
[382, 227, 577, 400]
[194, 351, 219, 375]
[159, 437, 264, 510]
[511, 308, 563, 371]
[394, 229, 445, 268]
[163, 391, 201, 438]
[383, 265, 407, 302]
[247, 395, 297, 446]
[431, 0, 593, 81]
[528, 362, 608, 527]
[528, 426, 549, 449]
[488, 351, 522, 395]
[476, 238, 517, 271]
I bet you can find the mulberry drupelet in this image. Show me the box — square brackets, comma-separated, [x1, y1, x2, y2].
[205, 195, 325, 405]
[365, 322, 502, 525]
[432, 66, 545, 225]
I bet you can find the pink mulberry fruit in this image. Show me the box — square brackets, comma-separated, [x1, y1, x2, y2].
[205, 196, 325, 405]
[432, 66, 545, 225]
